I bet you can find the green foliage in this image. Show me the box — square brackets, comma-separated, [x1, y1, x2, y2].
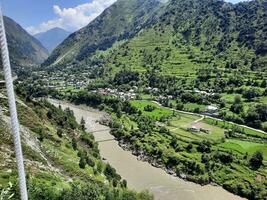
[197, 141, 211, 153]
[249, 151, 263, 170]
[114, 71, 140, 85]
[79, 156, 86, 169]
[72, 138, 78, 151]
[144, 105, 156, 112]
[1, 16, 48, 71]
[80, 117, 86, 131]
[44, 0, 161, 66]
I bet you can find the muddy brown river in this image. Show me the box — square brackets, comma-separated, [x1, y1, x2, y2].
[50, 99, 245, 200]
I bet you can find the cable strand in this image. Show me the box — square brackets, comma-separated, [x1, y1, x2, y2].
[0, 8, 28, 200]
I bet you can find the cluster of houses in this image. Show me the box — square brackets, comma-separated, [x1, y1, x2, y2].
[156, 95, 174, 101]
[144, 87, 160, 94]
[93, 88, 137, 101]
[36, 71, 89, 90]
[193, 89, 215, 96]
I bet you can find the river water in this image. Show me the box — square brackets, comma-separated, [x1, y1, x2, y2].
[50, 99, 245, 200]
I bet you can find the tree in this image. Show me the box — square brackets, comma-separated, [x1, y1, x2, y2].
[260, 79, 267, 88]
[243, 88, 260, 100]
[122, 179, 127, 188]
[72, 138, 77, 151]
[234, 95, 242, 104]
[86, 156, 95, 167]
[57, 128, 63, 138]
[79, 157, 86, 169]
[176, 100, 184, 110]
[249, 151, 263, 169]
[80, 117, 86, 130]
[230, 95, 243, 114]
[144, 105, 156, 112]
[186, 143, 193, 152]
[230, 103, 243, 114]
[197, 140, 211, 153]
[104, 163, 119, 180]
[36, 127, 45, 142]
[201, 154, 210, 163]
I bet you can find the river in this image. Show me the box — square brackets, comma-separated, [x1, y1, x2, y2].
[50, 99, 245, 200]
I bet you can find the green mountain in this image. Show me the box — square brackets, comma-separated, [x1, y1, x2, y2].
[2, 16, 49, 69]
[44, 0, 266, 72]
[43, 0, 162, 66]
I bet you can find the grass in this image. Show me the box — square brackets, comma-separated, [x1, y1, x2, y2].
[204, 118, 267, 139]
[169, 114, 199, 127]
[183, 103, 206, 112]
[130, 100, 173, 118]
[131, 100, 266, 144]
[218, 139, 267, 160]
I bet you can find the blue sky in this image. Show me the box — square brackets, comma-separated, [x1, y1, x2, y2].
[1, 0, 248, 35]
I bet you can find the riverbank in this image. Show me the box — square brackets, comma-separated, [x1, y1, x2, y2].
[117, 140, 216, 185]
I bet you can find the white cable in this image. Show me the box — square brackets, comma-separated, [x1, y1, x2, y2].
[0, 8, 28, 200]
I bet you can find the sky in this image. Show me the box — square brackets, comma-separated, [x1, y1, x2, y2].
[1, 0, 249, 35]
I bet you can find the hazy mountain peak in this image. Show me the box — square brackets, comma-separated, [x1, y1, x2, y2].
[34, 27, 71, 53]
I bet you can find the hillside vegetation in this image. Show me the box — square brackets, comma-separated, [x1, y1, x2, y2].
[2, 16, 48, 69]
[61, 92, 267, 200]
[0, 91, 152, 200]
[14, 0, 267, 199]
[45, 0, 266, 71]
[43, 0, 162, 66]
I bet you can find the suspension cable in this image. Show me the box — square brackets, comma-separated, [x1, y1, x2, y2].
[0, 8, 28, 200]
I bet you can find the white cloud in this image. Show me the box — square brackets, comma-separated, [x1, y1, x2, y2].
[27, 0, 117, 35]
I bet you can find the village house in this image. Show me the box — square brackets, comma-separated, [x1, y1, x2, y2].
[194, 89, 215, 96]
[188, 125, 200, 132]
[206, 105, 219, 114]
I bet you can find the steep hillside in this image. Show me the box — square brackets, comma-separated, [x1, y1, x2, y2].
[43, 0, 266, 72]
[2, 16, 49, 69]
[34, 28, 70, 53]
[98, 0, 266, 76]
[0, 91, 152, 199]
[43, 0, 162, 66]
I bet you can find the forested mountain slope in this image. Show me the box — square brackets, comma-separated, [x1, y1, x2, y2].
[2, 16, 48, 69]
[44, 0, 266, 72]
[43, 0, 162, 66]
[98, 0, 266, 76]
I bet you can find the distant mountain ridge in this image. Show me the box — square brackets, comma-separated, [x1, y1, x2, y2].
[34, 28, 70, 53]
[2, 16, 48, 69]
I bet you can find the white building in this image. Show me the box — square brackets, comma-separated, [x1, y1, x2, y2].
[206, 105, 219, 114]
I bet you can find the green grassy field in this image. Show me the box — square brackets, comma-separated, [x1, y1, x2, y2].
[218, 139, 267, 160]
[204, 118, 267, 139]
[130, 100, 267, 161]
[130, 100, 174, 118]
